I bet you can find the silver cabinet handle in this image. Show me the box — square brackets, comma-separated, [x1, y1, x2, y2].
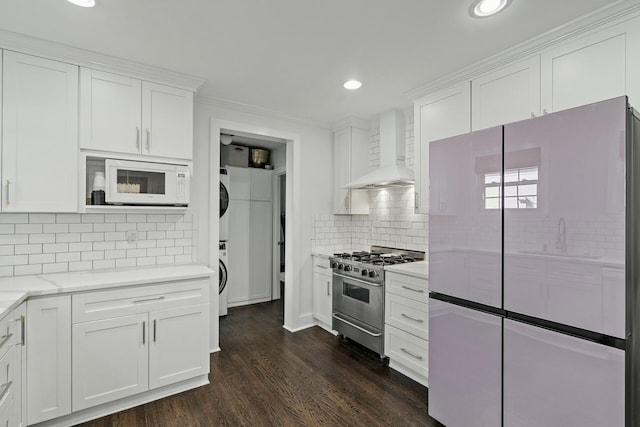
[332, 313, 382, 337]
[5, 180, 10, 205]
[531, 112, 536, 118]
[315, 265, 328, 269]
[145, 128, 150, 152]
[133, 296, 165, 304]
[344, 194, 349, 211]
[326, 280, 330, 296]
[15, 316, 25, 346]
[543, 109, 548, 115]
[414, 192, 419, 209]
[401, 347, 423, 360]
[401, 285, 425, 293]
[0, 381, 13, 403]
[0, 333, 12, 350]
[142, 321, 146, 344]
[136, 127, 141, 150]
[401, 313, 424, 323]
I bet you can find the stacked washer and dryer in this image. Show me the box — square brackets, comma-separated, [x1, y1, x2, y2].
[219, 168, 230, 316]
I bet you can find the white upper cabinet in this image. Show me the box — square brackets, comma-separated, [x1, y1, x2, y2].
[472, 56, 541, 130]
[141, 82, 193, 160]
[2, 51, 78, 213]
[541, 22, 634, 114]
[333, 126, 370, 215]
[413, 82, 471, 214]
[80, 68, 194, 160]
[80, 69, 142, 155]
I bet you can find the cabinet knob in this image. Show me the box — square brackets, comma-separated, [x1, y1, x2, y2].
[543, 109, 548, 115]
[531, 112, 536, 118]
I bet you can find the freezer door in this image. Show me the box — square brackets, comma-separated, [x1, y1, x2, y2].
[504, 319, 624, 427]
[429, 126, 503, 308]
[428, 299, 502, 427]
[503, 96, 627, 338]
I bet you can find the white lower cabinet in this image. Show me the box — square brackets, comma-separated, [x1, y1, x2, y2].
[26, 296, 72, 425]
[384, 271, 429, 387]
[10, 304, 26, 427]
[72, 314, 149, 410]
[72, 280, 210, 411]
[312, 256, 333, 332]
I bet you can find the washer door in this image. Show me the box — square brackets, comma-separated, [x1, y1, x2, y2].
[219, 259, 227, 293]
[220, 182, 229, 218]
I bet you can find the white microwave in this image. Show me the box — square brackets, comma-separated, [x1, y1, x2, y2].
[105, 159, 190, 206]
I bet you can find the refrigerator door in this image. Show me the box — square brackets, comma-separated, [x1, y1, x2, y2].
[428, 299, 502, 427]
[503, 96, 627, 338]
[429, 126, 503, 308]
[504, 319, 624, 426]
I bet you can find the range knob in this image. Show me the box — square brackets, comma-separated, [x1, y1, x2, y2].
[344, 265, 352, 272]
[338, 263, 344, 270]
[331, 261, 338, 268]
[361, 269, 368, 276]
[369, 270, 377, 278]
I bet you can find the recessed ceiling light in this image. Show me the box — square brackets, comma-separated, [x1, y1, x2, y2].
[344, 80, 362, 90]
[67, 0, 96, 7]
[470, 0, 511, 17]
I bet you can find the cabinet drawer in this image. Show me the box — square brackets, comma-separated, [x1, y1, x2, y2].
[385, 272, 429, 303]
[72, 279, 209, 323]
[384, 324, 429, 379]
[312, 257, 331, 275]
[385, 293, 428, 340]
[0, 345, 14, 416]
[0, 315, 15, 361]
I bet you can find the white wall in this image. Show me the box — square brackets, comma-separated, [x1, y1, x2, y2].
[193, 99, 333, 346]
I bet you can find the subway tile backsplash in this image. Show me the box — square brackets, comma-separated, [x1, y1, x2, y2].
[0, 213, 194, 277]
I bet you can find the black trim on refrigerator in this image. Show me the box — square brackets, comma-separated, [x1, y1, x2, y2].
[429, 292, 507, 317]
[506, 311, 625, 350]
[626, 100, 640, 427]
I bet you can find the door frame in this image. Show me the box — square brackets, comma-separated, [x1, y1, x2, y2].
[271, 167, 286, 300]
[209, 118, 300, 349]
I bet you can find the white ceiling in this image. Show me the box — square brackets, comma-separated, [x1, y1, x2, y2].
[0, 0, 625, 125]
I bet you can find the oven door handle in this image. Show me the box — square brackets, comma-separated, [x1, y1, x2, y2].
[333, 273, 382, 287]
[332, 313, 382, 337]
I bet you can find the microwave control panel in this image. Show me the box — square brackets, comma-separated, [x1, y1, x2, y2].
[176, 169, 189, 204]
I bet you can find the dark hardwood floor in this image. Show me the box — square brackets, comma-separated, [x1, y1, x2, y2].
[80, 299, 440, 426]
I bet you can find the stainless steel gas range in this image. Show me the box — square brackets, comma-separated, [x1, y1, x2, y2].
[330, 246, 425, 355]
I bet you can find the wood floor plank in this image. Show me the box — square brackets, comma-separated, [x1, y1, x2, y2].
[79, 299, 441, 426]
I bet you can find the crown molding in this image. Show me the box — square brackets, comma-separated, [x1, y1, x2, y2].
[0, 29, 206, 92]
[196, 94, 331, 130]
[331, 116, 372, 132]
[407, 0, 640, 100]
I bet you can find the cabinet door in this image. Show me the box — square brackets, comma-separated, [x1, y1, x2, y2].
[414, 82, 471, 213]
[11, 304, 26, 427]
[472, 56, 541, 130]
[228, 166, 251, 200]
[312, 272, 332, 326]
[249, 200, 272, 301]
[80, 68, 142, 155]
[504, 319, 624, 427]
[333, 127, 351, 214]
[227, 199, 251, 306]
[250, 168, 272, 201]
[2, 51, 78, 212]
[72, 314, 148, 410]
[541, 25, 626, 114]
[149, 305, 209, 389]
[27, 296, 71, 425]
[141, 82, 193, 160]
[428, 299, 502, 427]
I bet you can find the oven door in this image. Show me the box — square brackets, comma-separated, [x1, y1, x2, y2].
[332, 273, 384, 330]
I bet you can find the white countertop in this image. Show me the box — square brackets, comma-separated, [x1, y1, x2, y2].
[384, 261, 429, 280]
[0, 264, 214, 319]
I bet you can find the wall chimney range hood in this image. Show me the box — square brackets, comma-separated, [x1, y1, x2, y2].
[346, 110, 414, 189]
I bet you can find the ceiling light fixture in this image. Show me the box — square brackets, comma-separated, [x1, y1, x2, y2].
[470, 0, 511, 17]
[343, 80, 362, 90]
[67, 0, 96, 7]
